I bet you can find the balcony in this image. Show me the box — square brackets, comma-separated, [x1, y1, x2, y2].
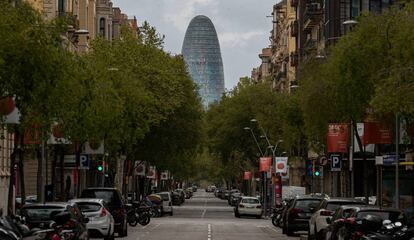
[303, 2, 324, 32]
[290, 20, 298, 37]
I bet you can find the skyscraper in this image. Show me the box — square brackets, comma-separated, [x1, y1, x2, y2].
[182, 15, 225, 108]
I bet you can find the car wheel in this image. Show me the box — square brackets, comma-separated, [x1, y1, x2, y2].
[123, 222, 128, 237]
[256, 215, 261, 219]
[235, 211, 240, 218]
[170, 211, 173, 216]
[286, 224, 294, 236]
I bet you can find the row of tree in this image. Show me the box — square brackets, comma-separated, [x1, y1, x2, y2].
[0, 0, 203, 208]
[204, 2, 414, 185]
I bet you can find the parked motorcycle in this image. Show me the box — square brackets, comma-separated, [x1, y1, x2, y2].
[360, 219, 414, 240]
[0, 216, 60, 240]
[271, 207, 283, 227]
[126, 201, 151, 227]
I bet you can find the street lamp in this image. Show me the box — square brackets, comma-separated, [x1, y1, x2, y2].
[343, 19, 358, 26]
[243, 127, 264, 156]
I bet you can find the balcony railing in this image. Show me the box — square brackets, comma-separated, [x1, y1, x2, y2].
[303, 2, 324, 32]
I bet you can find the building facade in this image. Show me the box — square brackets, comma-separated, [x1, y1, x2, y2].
[182, 15, 225, 108]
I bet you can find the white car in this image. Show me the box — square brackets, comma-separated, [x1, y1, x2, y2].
[157, 192, 173, 216]
[70, 198, 115, 240]
[308, 198, 365, 240]
[235, 197, 262, 218]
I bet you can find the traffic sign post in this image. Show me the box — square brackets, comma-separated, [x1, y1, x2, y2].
[330, 154, 342, 172]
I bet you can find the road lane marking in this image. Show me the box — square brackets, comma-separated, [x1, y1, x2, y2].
[208, 223, 212, 240]
[202, 209, 207, 218]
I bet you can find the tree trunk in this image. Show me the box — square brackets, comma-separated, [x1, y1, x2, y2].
[7, 128, 19, 216]
[60, 147, 65, 201]
[19, 133, 25, 205]
[36, 147, 42, 203]
[52, 146, 57, 201]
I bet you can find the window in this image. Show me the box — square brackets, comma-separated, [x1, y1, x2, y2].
[99, 18, 106, 37]
[58, 0, 65, 14]
[351, 0, 361, 18]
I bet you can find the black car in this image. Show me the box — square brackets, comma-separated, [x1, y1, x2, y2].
[175, 189, 186, 203]
[171, 191, 183, 206]
[325, 205, 363, 240]
[283, 195, 323, 236]
[81, 187, 128, 237]
[20, 202, 89, 240]
[227, 190, 240, 205]
[334, 206, 405, 240]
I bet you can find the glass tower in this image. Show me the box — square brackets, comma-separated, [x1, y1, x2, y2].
[182, 15, 225, 108]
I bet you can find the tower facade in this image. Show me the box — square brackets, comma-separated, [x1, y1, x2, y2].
[182, 15, 225, 108]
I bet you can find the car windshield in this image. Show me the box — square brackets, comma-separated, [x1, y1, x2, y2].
[326, 202, 362, 211]
[357, 211, 405, 223]
[242, 198, 259, 204]
[76, 202, 102, 212]
[158, 194, 169, 201]
[81, 190, 121, 205]
[22, 206, 66, 221]
[295, 199, 321, 212]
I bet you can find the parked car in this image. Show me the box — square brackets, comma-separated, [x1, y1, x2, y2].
[185, 188, 193, 199]
[334, 206, 405, 240]
[157, 192, 173, 216]
[216, 188, 225, 199]
[224, 190, 230, 200]
[230, 192, 242, 206]
[20, 202, 89, 240]
[192, 185, 198, 192]
[234, 196, 262, 219]
[282, 195, 324, 236]
[308, 198, 366, 240]
[171, 191, 183, 206]
[175, 189, 186, 204]
[15, 195, 38, 210]
[228, 189, 240, 205]
[81, 187, 128, 237]
[69, 198, 115, 240]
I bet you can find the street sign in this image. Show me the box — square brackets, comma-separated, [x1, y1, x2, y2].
[79, 155, 90, 169]
[320, 156, 328, 166]
[330, 154, 342, 171]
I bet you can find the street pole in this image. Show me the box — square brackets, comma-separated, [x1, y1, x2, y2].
[350, 122, 354, 198]
[41, 132, 46, 204]
[395, 114, 400, 209]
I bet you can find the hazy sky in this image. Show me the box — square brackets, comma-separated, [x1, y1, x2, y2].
[113, 0, 276, 90]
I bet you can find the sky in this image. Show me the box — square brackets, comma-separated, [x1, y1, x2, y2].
[113, 0, 276, 90]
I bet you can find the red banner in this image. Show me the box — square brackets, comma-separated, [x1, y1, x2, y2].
[243, 171, 252, 180]
[327, 124, 349, 153]
[363, 122, 392, 145]
[259, 157, 272, 172]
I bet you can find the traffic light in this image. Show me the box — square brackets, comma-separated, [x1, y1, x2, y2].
[306, 159, 313, 176]
[97, 160, 104, 172]
[313, 159, 320, 177]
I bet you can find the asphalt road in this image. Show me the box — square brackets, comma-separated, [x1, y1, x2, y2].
[116, 190, 301, 240]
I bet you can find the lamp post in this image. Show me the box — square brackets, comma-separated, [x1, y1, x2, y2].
[244, 127, 264, 157]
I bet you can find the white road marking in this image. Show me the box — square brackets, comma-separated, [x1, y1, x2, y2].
[208, 223, 212, 240]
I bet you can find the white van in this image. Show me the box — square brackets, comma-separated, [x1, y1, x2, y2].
[157, 192, 173, 216]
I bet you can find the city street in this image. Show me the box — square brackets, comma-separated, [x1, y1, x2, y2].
[118, 190, 299, 240]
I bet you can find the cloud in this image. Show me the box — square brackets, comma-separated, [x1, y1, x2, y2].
[219, 30, 268, 48]
[163, 0, 218, 32]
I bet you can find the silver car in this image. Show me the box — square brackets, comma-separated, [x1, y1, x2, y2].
[70, 198, 115, 240]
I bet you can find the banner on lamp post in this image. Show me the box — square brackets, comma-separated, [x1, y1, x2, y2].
[327, 123, 349, 153]
[259, 157, 272, 172]
[243, 171, 252, 180]
[275, 157, 288, 173]
[147, 166, 156, 179]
